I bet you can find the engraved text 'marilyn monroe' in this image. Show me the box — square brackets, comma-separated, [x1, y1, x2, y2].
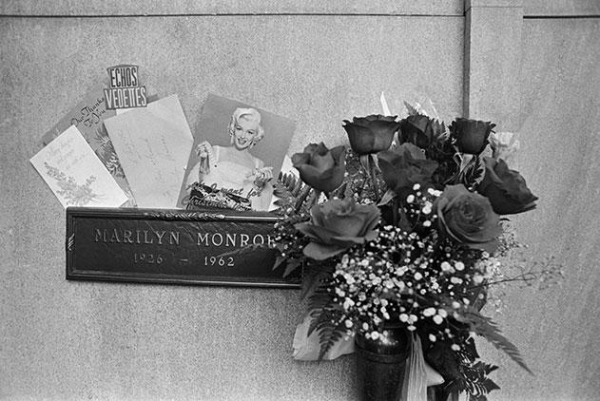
[93, 228, 274, 248]
[94, 228, 181, 245]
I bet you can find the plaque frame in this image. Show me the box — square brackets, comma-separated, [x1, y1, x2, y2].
[66, 207, 300, 288]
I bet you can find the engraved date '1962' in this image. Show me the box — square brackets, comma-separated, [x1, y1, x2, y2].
[133, 253, 235, 267]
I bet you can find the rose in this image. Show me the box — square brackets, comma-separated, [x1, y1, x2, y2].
[477, 157, 538, 215]
[398, 114, 446, 149]
[450, 118, 495, 155]
[295, 198, 380, 260]
[292, 143, 346, 193]
[343, 115, 400, 155]
[436, 184, 501, 253]
[378, 143, 438, 195]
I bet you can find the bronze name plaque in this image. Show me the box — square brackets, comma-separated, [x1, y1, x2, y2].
[66, 207, 299, 288]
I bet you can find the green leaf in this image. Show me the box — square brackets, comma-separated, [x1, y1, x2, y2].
[282, 258, 301, 278]
[272, 254, 287, 271]
[460, 155, 486, 189]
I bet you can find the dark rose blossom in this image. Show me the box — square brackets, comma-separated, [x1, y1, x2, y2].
[477, 157, 538, 215]
[398, 114, 446, 149]
[343, 115, 400, 155]
[436, 184, 501, 253]
[292, 143, 346, 192]
[295, 198, 380, 260]
[450, 118, 495, 155]
[378, 143, 438, 195]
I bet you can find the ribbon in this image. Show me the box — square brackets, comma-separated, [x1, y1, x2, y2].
[402, 334, 444, 401]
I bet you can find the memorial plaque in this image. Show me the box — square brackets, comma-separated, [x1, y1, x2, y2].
[66, 207, 300, 288]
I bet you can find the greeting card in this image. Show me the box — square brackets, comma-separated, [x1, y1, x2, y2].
[40, 85, 136, 205]
[30, 125, 129, 208]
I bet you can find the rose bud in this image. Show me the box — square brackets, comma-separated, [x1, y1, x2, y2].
[436, 184, 501, 254]
[295, 198, 380, 260]
[450, 118, 495, 155]
[343, 115, 400, 155]
[477, 157, 538, 215]
[292, 143, 346, 193]
[398, 114, 446, 149]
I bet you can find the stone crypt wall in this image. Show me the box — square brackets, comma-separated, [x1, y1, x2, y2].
[1, 1, 599, 400]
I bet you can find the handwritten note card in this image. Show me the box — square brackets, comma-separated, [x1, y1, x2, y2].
[30, 126, 129, 208]
[103, 95, 193, 208]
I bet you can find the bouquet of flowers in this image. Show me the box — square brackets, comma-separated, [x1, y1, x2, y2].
[272, 101, 539, 400]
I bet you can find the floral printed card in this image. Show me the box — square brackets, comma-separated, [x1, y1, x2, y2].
[40, 85, 137, 206]
[30, 125, 129, 208]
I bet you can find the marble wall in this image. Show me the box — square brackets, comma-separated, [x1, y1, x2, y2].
[0, 1, 598, 400]
[482, 16, 600, 401]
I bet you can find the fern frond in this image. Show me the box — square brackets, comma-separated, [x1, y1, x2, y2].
[318, 314, 347, 360]
[274, 172, 305, 198]
[291, 176, 305, 198]
[273, 172, 310, 212]
[307, 287, 335, 335]
[441, 351, 500, 401]
[451, 361, 500, 401]
[300, 263, 335, 301]
[454, 307, 533, 375]
[306, 306, 348, 360]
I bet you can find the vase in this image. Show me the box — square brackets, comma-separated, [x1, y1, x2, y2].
[355, 324, 410, 401]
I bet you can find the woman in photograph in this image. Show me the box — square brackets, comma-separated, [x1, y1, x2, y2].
[187, 107, 274, 211]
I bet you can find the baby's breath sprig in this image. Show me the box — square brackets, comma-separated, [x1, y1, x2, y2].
[328, 223, 486, 343]
[402, 184, 442, 231]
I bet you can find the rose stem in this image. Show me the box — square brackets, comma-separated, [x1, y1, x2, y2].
[392, 196, 399, 226]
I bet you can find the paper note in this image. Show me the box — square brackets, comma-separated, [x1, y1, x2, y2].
[104, 95, 194, 208]
[30, 125, 129, 208]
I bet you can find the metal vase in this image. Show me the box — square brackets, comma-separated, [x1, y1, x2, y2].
[355, 325, 410, 401]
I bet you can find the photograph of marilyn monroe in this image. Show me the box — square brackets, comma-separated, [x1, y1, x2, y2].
[180, 94, 295, 211]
